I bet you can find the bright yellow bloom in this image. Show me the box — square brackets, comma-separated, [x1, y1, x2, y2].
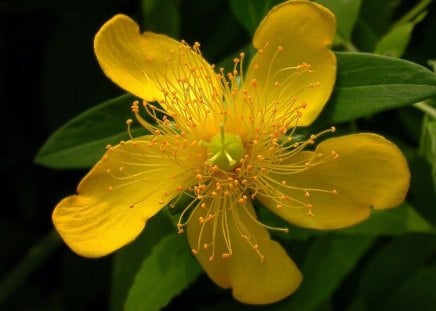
[52, 0, 410, 304]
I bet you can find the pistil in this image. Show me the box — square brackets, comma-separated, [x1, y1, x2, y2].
[204, 124, 245, 171]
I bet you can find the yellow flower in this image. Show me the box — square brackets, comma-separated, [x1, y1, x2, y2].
[52, 0, 410, 304]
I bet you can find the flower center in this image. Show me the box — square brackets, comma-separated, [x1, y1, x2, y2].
[205, 124, 244, 171]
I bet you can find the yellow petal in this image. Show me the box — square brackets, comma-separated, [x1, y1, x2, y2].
[258, 134, 410, 229]
[53, 136, 186, 257]
[187, 198, 302, 304]
[245, 0, 336, 126]
[94, 14, 172, 100]
[94, 14, 222, 139]
[94, 14, 219, 103]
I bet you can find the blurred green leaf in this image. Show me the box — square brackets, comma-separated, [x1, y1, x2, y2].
[374, 22, 414, 57]
[394, 0, 432, 26]
[375, 11, 427, 57]
[409, 155, 436, 227]
[111, 212, 174, 311]
[0, 231, 61, 306]
[259, 202, 434, 242]
[35, 94, 146, 169]
[315, 52, 436, 127]
[353, 0, 402, 51]
[429, 59, 436, 71]
[229, 0, 282, 35]
[347, 234, 436, 311]
[380, 264, 436, 311]
[316, 0, 361, 41]
[352, 18, 379, 53]
[124, 234, 202, 311]
[396, 107, 424, 144]
[339, 203, 434, 235]
[419, 115, 436, 191]
[278, 235, 375, 311]
[141, 0, 180, 38]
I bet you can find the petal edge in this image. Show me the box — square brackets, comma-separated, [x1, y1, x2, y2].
[245, 0, 336, 126]
[258, 134, 410, 229]
[53, 136, 186, 257]
[187, 198, 302, 304]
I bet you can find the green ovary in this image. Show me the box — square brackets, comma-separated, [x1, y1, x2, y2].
[207, 129, 244, 171]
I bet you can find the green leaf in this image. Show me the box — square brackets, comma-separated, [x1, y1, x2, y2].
[0, 230, 61, 306]
[409, 155, 436, 227]
[278, 235, 375, 311]
[124, 234, 202, 311]
[35, 94, 146, 169]
[358, 0, 402, 37]
[111, 212, 174, 311]
[314, 52, 436, 127]
[258, 202, 434, 242]
[375, 11, 427, 57]
[354, 0, 431, 52]
[375, 23, 415, 57]
[315, 0, 361, 41]
[229, 0, 282, 35]
[338, 203, 435, 236]
[380, 264, 436, 311]
[347, 234, 436, 310]
[393, 0, 432, 27]
[141, 0, 180, 38]
[419, 115, 436, 191]
[428, 60, 436, 72]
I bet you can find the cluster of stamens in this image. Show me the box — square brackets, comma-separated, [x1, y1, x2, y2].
[106, 40, 340, 263]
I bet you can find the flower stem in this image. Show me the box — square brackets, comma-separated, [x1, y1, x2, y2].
[0, 230, 61, 305]
[395, 0, 432, 26]
[414, 101, 436, 119]
[341, 38, 359, 52]
[335, 33, 359, 53]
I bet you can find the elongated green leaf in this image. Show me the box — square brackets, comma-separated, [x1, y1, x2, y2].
[125, 234, 202, 311]
[258, 202, 434, 241]
[429, 60, 436, 72]
[409, 156, 436, 227]
[358, 0, 402, 38]
[419, 115, 436, 191]
[141, 0, 180, 38]
[316, 0, 361, 41]
[348, 234, 436, 311]
[111, 212, 174, 311]
[375, 22, 415, 57]
[338, 203, 435, 235]
[35, 94, 146, 169]
[381, 264, 436, 311]
[278, 235, 375, 311]
[314, 52, 436, 127]
[375, 11, 427, 57]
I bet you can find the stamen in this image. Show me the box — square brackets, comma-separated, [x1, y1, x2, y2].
[119, 39, 342, 264]
[205, 124, 244, 171]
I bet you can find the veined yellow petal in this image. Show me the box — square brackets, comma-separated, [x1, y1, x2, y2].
[95, 15, 173, 101]
[245, 0, 336, 127]
[258, 134, 410, 229]
[94, 14, 220, 118]
[187, 198, 302, 304]
[53, 136, 187, 257]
